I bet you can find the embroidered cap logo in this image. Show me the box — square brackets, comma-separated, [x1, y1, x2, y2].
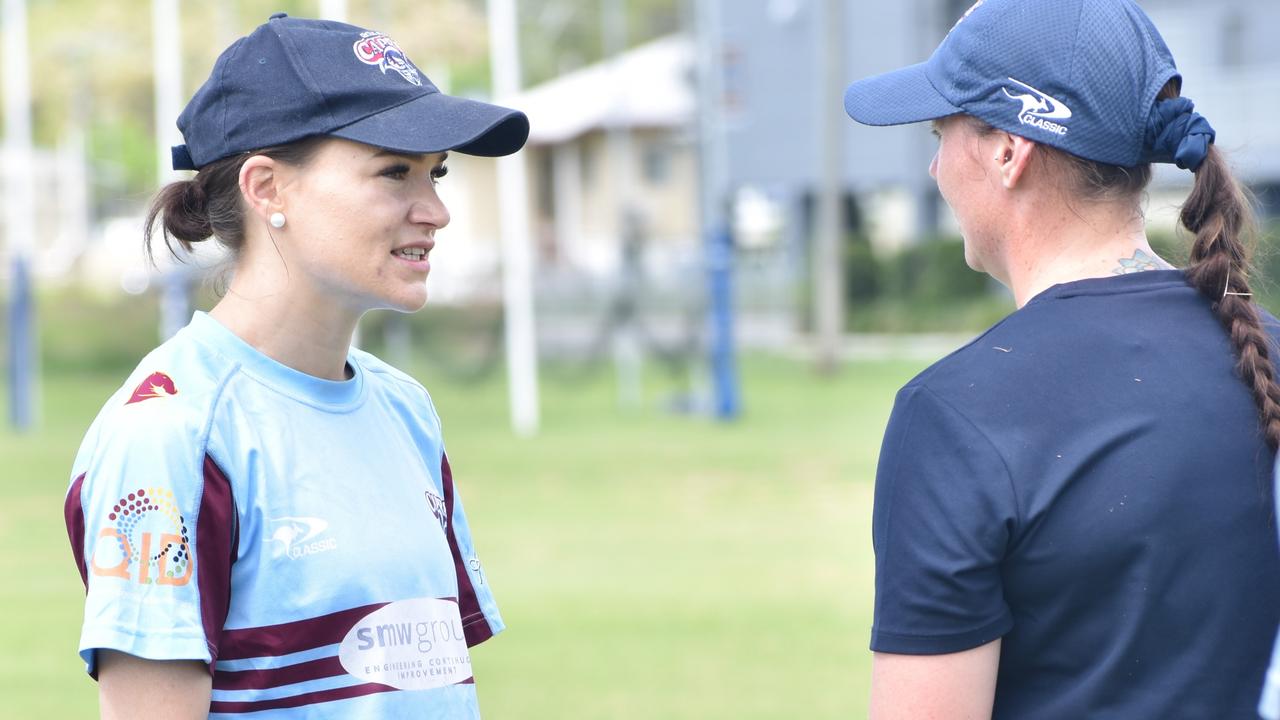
[353, 31, 422, 86]
[1002, 77, 1071, 136]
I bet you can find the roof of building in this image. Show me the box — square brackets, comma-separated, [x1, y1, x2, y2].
[502, 34, 693, 146]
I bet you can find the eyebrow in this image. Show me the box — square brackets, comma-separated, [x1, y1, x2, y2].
[372, 149, 449, 164]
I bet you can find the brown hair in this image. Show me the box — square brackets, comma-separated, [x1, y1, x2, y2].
[1178, 142, 1280, 450]
[971, 80, 1280, 448]
[144, 136, 328, 264]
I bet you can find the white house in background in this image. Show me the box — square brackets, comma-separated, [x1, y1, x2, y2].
[434, 34, 699, 302]
[507, 34, 698, 273]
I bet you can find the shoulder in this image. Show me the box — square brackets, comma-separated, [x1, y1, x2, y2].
[348, 346, 441, 423]
[72, 330, 238, 484]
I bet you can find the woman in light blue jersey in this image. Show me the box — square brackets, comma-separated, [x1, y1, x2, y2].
[64, 13, 526, 719]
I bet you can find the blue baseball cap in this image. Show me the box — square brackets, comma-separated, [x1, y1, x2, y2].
[171, 13, 529, 170]
[843, 0, 1214, 170]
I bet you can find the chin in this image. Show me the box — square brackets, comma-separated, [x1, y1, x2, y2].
[963, 247, 984, 273]
[393, 296, 429, 313]
[382, 288, 429, 313]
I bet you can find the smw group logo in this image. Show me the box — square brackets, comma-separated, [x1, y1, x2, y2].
[269, 516, 338, 560]
[338, 597, 472, 691]
[91, 487, 192, 586]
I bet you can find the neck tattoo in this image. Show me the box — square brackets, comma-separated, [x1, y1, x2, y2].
[1112, 249, 1172, 275]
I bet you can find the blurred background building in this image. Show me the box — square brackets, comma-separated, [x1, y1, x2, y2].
[3, 0, 1280, 354]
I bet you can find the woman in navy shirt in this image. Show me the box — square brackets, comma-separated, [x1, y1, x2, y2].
[843, 0, 1280, 717]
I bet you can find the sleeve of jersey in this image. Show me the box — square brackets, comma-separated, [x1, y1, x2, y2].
[440, 452, 504, 646]
[870, 383, 1017, 655]
[63, 401, 236, 677]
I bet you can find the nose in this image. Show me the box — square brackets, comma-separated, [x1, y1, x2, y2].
[410, 183, 451, 231]
[928, 150, 939, 180]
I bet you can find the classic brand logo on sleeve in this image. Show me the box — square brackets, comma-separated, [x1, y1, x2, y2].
[1002, 77, 1072, 136]
[339, 597, 473, 690]
[126, 372, 178, 405]
[353, 31, 422, 86]
[91, 487, 192, 586]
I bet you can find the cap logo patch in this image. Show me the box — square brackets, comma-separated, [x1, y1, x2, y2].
[353, 31, 422, 86]
[127, 371, 178, 405]
[1002, 77, 1071, 136]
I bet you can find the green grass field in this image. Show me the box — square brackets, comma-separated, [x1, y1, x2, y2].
[0, 352, 927, 718]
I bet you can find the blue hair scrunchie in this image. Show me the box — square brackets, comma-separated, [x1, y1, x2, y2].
[1140, 97, 1216, 172]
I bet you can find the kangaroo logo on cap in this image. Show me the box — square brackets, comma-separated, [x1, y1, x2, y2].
[353, 31, 421, 86]
[1003, 77, 1071, 136]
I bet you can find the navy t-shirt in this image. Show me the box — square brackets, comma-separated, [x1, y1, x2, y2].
[872, 270, 1280, 718]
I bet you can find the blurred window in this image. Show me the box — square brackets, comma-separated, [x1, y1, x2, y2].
[643, 143, 671, 185]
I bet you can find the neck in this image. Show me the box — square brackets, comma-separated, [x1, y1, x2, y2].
[209, 255, 360, 381]
[996, 196, 1168, 307]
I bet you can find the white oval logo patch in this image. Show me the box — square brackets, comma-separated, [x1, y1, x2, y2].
[338, 597, 473, 690]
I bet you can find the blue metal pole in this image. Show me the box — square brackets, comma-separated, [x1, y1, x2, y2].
[8, 254, 33, 430]
[706, 223, 739, 419]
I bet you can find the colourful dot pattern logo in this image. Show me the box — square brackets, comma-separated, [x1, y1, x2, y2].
[93, 487, 193, 585]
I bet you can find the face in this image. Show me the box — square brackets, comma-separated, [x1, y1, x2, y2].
[929, 116, 1005, 277]
[268, 138, 451, 316]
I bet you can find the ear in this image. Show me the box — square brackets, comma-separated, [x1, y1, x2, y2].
[239, 155, 284, 225]
[996, 134, 1038, 190]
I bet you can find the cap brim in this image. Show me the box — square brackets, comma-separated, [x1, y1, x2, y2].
[330, 91, 530, 157]
[843, 61, 962, 126]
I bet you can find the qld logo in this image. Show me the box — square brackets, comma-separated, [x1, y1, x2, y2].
[91, 487, 192, 586]
[1003, 77, 1071, 136]
[353, 31, 421, 86]
[126, 372, 178, 405]
[268, 516, 337, 560]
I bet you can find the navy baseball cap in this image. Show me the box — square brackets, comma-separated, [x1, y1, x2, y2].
[171, 13, 529, 170]
[843, 0, 1209, 169]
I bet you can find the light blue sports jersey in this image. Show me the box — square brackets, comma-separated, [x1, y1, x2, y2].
[64, 311, 502, 718]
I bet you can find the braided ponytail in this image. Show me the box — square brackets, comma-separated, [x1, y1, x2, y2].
[1180, 145, 1280, 449]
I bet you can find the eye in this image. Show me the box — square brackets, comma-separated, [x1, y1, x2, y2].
[380, 163, 411, 180]
[430, 164, 449, 184]
[930, 127, 942, 141]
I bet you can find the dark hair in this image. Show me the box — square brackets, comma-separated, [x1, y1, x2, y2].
[969, 80, 1280, 449]
[144, 136, 328, 264]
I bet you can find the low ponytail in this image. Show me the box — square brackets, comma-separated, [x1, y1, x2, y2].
[1180, 146, 1280, 449]
[142, 135, 327, 266]
[144, 179, 215, 263]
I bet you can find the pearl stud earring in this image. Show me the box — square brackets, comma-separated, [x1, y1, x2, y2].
[269, 212, 286, 228]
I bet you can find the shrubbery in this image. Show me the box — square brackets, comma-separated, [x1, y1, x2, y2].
[842, 234, 1013, 333]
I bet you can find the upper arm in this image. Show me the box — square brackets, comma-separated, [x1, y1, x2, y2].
[65, 394, 237, 676]
[871, 385, 1017, 654]
[869, 639, 1002, 720]
[98, 650, 211, 720]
